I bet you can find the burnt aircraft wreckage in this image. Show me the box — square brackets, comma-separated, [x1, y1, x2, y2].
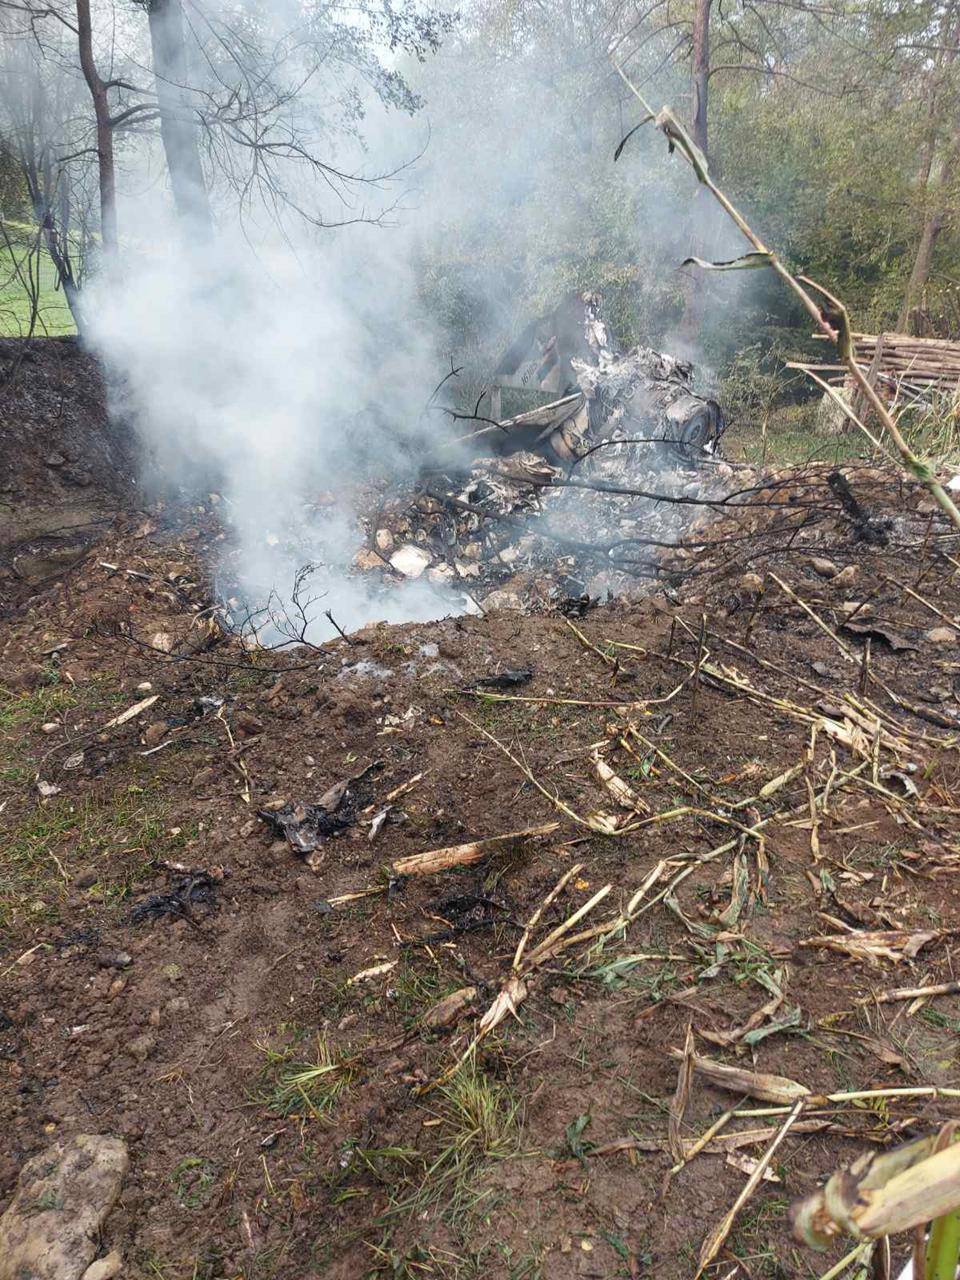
[485, 290, 725, 465]
[353, 292, 731, 610]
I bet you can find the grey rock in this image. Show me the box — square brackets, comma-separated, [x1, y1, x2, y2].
[0, 1135, 128, 1280]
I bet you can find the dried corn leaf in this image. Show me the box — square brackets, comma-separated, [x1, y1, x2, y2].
[346, 961, 397, 986]
[800, 928, 940, 966]
[685, 1053, 810, 1104]
[726, 1153, 782, 1182]
[669, 1023, 695, 1164]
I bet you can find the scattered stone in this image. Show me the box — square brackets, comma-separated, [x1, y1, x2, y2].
[36, 780, 62, 798]
[150, 632, 174, 653]
[81, 1251, 122, 1280]
[739, 572, 764, 596]
[0, 1134, 128, 1280]
[44, 453, 66, 467]
[389, 544, 432, 578]
[353, 549, 383, 573]
[374, 528, 394, 553]
[137, 722, 166, 751]
[136, 681, 153, 693]
[924, 626, 959, 647]
[808, 556, 838, 578]
[234, 710, 263, 736]
[125, 1034, 156, 1063]
[96, 951, 132, 970]
[41, 722, 60, 735]
[73, 869, 97, 890]
[479, 587, 525, 612]
[833, 565, 858, 587]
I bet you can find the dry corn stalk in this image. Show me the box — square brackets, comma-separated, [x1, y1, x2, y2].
[391, 821, 560, 877]
[592, 749, 650, 814]
[792, 1125, 960, 1248]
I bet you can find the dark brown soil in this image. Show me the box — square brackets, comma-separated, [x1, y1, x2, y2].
[0, 339, 134, 605]
[1, 404, 960, 1279]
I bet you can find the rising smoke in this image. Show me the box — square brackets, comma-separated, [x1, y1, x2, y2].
[82, 0, 753, 641]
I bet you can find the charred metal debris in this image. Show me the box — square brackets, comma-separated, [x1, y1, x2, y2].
[353, 292, 735, 607]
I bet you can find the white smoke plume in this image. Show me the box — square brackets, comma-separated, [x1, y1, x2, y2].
[81, 0, 758, 641]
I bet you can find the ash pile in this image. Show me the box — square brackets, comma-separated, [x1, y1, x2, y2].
[358, 292, 733, 610]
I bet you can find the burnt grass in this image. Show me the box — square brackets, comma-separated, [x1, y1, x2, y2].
[1, 463, 959, 1280]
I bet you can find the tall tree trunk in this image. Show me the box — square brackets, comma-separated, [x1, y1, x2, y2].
[75, 0, 118, 257]
[146, 0, 212, 233]
[897, 133, 959, 335]
[896, 5, 960, 334]
[690, 0, 711, 158]
[679, 0, 712, 349]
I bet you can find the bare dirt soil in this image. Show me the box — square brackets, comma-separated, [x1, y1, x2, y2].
[1, 353, 959, 1280]
[0, 339, 134, 604]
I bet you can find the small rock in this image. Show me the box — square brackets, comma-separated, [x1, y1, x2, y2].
[0, 1135, 128, 1280]
[136, 681, 153, 693]
[150, 632, 174, 654]
[165, 996, 190, 1016]
[97, 950, 132, 970]
[73, 869, 97, 890]
[147, 1008, 161, 1028]
[833, 565, 858, 587]
[808, 556, 838, 578]
[44, 453, 66, 467]
[36, 780, 62, 798]
[234, 710, 263, 736]
[480, 587, 525, 612]
[41, 722, 59, 735]
[924, 626, 959, 647]
[374, 528, 394, 553]
[141, 721, 167, 748]
[739, 572, 764, 596]
[82, 1249, 123, 1280]
[125, 1034, 155, 1063]
[353, 549, 383, 573]
[389, 544, 432, 579]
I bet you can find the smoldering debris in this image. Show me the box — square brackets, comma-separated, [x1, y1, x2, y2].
[349, 292, 732, 612]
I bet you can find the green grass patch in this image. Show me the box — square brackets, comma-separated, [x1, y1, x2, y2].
[257, 1032, 360, 1120]
[0, 785, 185, 939]
[0, 223, 77, 337]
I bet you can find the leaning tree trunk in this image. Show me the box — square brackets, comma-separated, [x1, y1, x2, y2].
[76, 0, 118, 257]
[146, 0, 212, 234]
[678, 0, 712, 349]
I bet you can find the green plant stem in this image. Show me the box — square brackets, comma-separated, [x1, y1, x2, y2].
[926, 1210, 960, 1280]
